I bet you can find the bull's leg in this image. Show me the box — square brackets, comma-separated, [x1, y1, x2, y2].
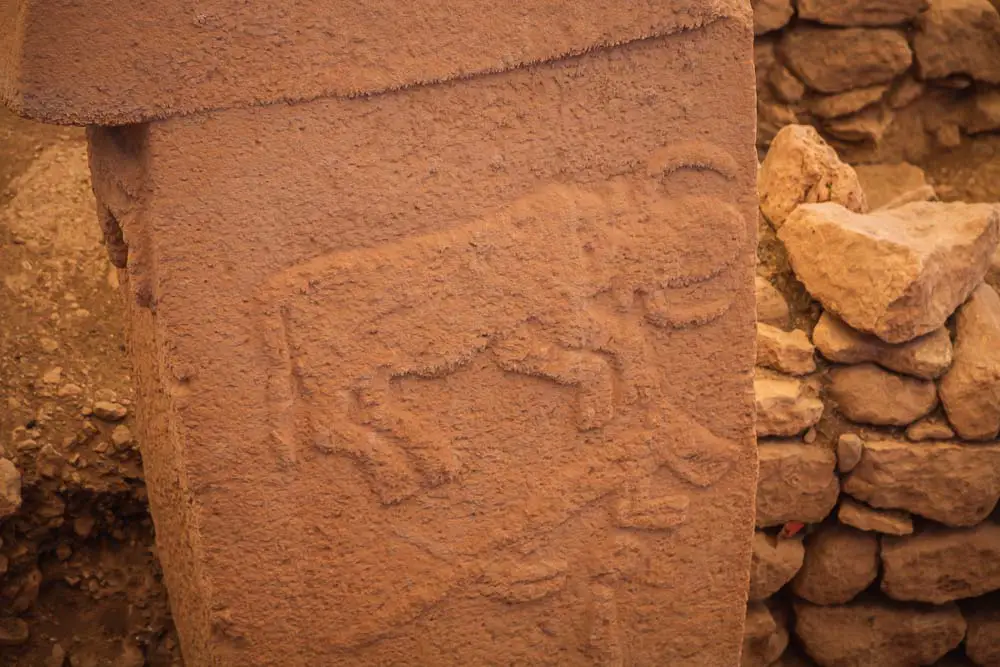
[308, 397, 425, 506]
[354, 370, 462, 488]
[491, 326, 616, 430]
[586, 580, 625, 666]
[653, 402, 742, 489]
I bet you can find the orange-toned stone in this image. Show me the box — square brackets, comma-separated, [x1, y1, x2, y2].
[80, 11, 758, 666]
[1, 0, 749, 125]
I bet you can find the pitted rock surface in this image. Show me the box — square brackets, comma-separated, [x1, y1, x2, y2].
[881, 522, 1000, 603]
[779, 201, 1000, 343]
[791, 523, 879, 605]
[843, 440, 1000, 527]
[828, 363, 938, 426]
[939, 283, 1000, 441]
[758, 125, 867, 229]
[757, 442, 839, 527]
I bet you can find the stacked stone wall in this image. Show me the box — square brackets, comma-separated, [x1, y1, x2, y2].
[753, 0, 1000, 163]
[748, 124, 1000, 666]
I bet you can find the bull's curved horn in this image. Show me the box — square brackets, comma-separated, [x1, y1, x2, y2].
[645, 141, 740, 181]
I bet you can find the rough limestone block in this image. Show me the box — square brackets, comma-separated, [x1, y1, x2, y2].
[913, 0, 1000, 84]
[853, 162, 934, 211]
[779, 26, 913, 94]
[779, 201, 1000, 344]
[812, 311, 952, 380]
[83, 11, 758, 666]
[794, 599, 967, 667]
[939, 284, 1000, 441]
[827, 363, 938, 427]
[797, 0, 928, 26]
[881, 523, 1000, 603]
[749, 532, 805, 601]
[757, 443, 839, 527]
[755, 375, 825, 437]
[843, 440, 1000, 527]
[0, 0, 746, 125]
[790, 523, 879, 605]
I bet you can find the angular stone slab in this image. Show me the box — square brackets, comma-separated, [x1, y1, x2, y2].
[812, 312, 952, 380]
[940, 283, 1000, 441]
[843, 440, 1000, 527]
[794, 598, 966, 667]
[882, 523, 1000, 603]
[85, 15, 758, 666]
[0, 0, 748, 125]
[779, 201, 1000, 344]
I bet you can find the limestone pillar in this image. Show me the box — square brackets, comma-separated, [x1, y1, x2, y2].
[3, 2, 759, 664]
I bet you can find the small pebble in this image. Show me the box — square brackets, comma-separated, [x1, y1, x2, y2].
[57, 383, 83, 397]
[41, 367, 63, 384]
[111, 425, 133, 448]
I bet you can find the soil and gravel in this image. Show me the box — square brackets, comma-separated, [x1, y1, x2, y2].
[0, 108, 180, 667]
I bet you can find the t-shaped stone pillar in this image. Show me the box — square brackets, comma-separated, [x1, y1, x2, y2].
[4, 2, 758, 664]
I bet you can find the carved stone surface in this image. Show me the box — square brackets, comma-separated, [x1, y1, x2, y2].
[81, 11, 758, 665]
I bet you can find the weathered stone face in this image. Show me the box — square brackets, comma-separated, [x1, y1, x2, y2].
[749, 532, 805, 600]
[76, 7, 759, 665]
[813, 312, 953, 380]
[758, 125, 868, 229]
[843, 440, 1000, 527]
[939, 283, 1000, 441]
[913, 0, 1000, 84]
[779, 201, 1000, 344]
[0, 0, 750, 125]
[779, 26, 913, 94]
[828, 363, 938, 426]
[794, 599, 967, 667]
[881, 523, 1000, 603]
[757, 443, 840, 527]
[791, 524, 879, 605]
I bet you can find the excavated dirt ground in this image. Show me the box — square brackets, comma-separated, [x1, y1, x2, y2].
[0, 109, 181, 666]
[0, 105, 998, 666]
